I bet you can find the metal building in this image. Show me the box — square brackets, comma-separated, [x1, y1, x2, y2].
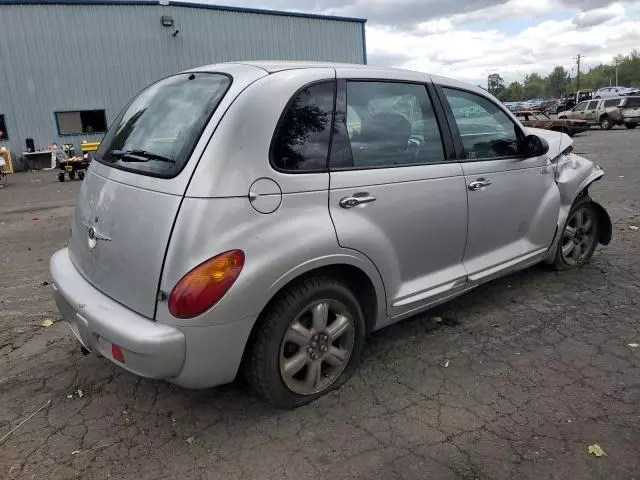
[0, 0, 366, 169]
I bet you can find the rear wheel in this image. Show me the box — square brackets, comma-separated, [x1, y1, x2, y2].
[78, 171, 85, 180]
[58, 172, 65, 182]
[553, 198, 600, 270]
[246, 276, 366, 408]
[68, 171, 76, 180]
[600, 116, 612, 130]
[626, 123, 637, 129]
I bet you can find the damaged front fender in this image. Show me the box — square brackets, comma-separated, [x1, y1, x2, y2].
[528, 128, 612, 262]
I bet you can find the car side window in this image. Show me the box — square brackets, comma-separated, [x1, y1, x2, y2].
[271, 81, 335, 172]
[604, 99, 619, 108]
[574, 101, 588, 111]
[338, 81, 446, 169]
[442, 87, 522, 160]
[587, 101, 599, 110]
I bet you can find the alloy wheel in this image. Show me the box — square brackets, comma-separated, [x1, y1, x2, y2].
[279, 299, 355, 395]
[561, 206, 597, 266]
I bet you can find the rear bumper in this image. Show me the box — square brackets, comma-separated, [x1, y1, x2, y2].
[50, 248, 186, 379]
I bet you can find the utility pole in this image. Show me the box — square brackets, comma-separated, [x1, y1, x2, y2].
[576, 54, 581, 92]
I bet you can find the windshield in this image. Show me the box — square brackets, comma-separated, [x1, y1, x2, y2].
[96, 73, 231, 177]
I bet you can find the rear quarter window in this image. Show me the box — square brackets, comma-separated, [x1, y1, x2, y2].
[271, 82, 335, 172]
[96, 73, 231, 178]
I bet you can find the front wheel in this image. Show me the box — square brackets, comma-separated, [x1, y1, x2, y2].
[553, 199, 600, 270]
[57, 172, 65, 182]
[246, 276, 366, 408]
[626, 123, 637, 129]
[600, 116, 612, 130]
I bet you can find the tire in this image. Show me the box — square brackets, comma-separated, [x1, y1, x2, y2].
[552, 198, 600, 270]
[68, 171, 76, 180]
[600, 116, 612, 130]
[78, 171, 85, 180]
[58, 172, 65, 182]
[626, 123, 637, 129]
[558, 116, 566, 120]
[246, 276, 366, 408]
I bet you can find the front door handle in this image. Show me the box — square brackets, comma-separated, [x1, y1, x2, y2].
[340, 192, 377, 209]
[468, 178, 492, 191]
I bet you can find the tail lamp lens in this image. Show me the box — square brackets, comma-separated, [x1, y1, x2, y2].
[168, 250, 245, 319]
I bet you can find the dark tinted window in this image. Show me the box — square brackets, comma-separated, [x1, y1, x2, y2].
[624, 97, 640, 108]
[0, 115, 7, 140]
[443, 88, 522, 160]
[574, 101, 588, 111]
[340, 82, 445, 169]
[604, 99, 621, 108]
[586, 101, 599, 110]
[271, 82, 335, 171]
[55, 110, 107, 134]
[96, 73, 230, 178]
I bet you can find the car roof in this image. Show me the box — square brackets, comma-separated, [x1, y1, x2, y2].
[186, 61, 491, 98]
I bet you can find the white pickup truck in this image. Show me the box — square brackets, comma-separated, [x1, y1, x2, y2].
[558, 97, 638, 130]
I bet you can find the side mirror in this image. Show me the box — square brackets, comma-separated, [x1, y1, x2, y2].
[524, 134, 549, 158]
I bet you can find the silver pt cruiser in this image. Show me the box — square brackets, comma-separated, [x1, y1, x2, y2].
[51, 62, 611, 408]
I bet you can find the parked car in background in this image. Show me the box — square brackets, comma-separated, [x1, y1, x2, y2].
[621, 87, 640, 96]
[558, 98, 625, 130]
[50, 62, 612, 408]
[594, 86, 624, 99]
[515, 110, 589, 136]
[618, 96, 640, 128]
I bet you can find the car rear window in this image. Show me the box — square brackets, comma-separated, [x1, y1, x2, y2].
[95, 73, 231, 178]
[624, 97, 640, 108]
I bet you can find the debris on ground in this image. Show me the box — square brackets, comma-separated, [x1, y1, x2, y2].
[588, 444, 606, 457]
[77, 389, 84, 398]
[0, 400, 51, 445]
[41, 281, 49, 286]
[71, 450, 80, 455]
[444, 360, 450, 368]
[628, 343, 639, 348]
[186, 436, 195, 445]
[630, 225, 639, 231]
[41, 319, 54, 328]
[66, 394, 73, 399]
[432, 316, 443, 323]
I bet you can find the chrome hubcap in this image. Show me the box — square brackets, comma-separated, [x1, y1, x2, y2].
[279, 300, 355, 395]
[561, 207, 596, 265]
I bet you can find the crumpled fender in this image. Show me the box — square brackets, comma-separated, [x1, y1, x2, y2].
[525, 128, 612, 261]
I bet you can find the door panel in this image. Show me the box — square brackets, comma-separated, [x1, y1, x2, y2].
[439, 86, 560, 282]
[330, 166, 468, 316]
[461, 158, 560, 280]
[585, 101, 599, 123]
[329, 74, 469, 317]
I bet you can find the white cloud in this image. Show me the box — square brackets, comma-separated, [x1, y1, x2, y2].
[192, 0, 640, 87]
[572, 2, 626, 26]
[367, 7, 640, 85]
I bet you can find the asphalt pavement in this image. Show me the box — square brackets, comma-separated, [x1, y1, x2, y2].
[1, 128, 639, 479]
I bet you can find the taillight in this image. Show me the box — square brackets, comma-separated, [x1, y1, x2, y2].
[168, 250, 245, 319]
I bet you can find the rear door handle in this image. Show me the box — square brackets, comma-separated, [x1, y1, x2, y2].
[468, 179, 491, 191]
[340, 192, 377, 209]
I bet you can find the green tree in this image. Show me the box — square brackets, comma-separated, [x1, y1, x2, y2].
[487, 73, 505, 96]
[498, 81, 524, 102]
[523, 73, 545, 100]
[545, 66, 570, 98]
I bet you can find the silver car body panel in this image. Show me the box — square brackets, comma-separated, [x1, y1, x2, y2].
[51, 62, 607, 389]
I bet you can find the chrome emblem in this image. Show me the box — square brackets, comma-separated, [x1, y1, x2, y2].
[83, 220, 111, 249]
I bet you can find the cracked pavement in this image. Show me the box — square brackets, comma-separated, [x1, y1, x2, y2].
[1, 128, 639, 479]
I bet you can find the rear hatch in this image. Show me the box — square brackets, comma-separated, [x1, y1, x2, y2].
[620, 97, 640, 119]
[68, 70, 250, 319]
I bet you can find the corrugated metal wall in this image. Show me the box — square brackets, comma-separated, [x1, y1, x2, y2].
[0, 3, 365, 168]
